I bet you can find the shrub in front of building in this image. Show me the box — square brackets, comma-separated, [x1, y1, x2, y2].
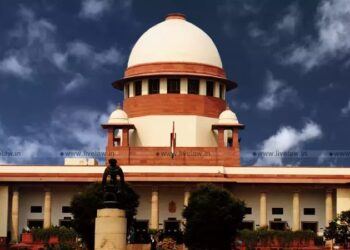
[182, 183, 246, 250]
[324, 209, 350, 247]
[239, 228, 317, 250]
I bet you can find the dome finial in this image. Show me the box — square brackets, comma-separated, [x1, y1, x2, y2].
[165, 13, 186, 21]
[226, 103, 230, 110]
[116, 102, 122, 110]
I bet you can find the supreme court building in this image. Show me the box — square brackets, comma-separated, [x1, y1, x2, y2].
[1, 13, 350, 245]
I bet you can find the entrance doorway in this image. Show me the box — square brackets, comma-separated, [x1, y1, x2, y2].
[270, 221, 287, 231]
[301, 222, 318, 233]
[164, 220, 180, 235]
[134, 220, 149, 243]
[240, 221, 255, 230]
[27, 220, 43, 228]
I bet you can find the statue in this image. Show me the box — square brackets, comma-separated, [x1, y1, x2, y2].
[102, 158, 125, 208]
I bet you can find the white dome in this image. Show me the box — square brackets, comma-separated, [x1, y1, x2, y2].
[108, 108, 129, 124]
[219, 109, 239, 125]
[128, 14, 223, 68]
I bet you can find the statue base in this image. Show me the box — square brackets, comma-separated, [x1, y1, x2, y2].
[95, 208, 127, 250]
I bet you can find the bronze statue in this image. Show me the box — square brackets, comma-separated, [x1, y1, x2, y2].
[102, 158, 125, 208]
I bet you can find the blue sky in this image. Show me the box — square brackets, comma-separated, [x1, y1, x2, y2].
[0, 0, 349, 166]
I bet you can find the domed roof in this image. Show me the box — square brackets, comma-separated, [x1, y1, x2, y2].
[127, 13, 223, 68]
[108, 107, 129, 124]
[218, 108, 239, 125]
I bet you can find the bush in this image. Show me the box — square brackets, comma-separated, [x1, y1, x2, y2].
[238, 229, 316, 249]
[31, 226, 77, 250]
[324, 210, 350, 246]
[183, 183, 246, 250]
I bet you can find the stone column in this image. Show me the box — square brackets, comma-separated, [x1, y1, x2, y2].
[214, 82, 220, 98]
[150, 187, 159, 230]
[180, 78, 187, 94]
[43, 189, 52, 229]
[325, 189, 333, 225]
[199, 79, 206, 95]
[259, 192, 267, 228]
[292, 192, 300, 231]
[141, 79, 148, 95]
[11, 189, 19, 242]
[184, 188, 190, 207]
[129, 82, 135, 97]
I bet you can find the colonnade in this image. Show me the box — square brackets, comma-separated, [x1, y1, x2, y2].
[258, 190, 334, 231]
[8, 187, 336, 241]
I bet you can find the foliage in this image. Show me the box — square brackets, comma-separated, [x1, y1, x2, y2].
[70, 182, 139, 250]
[30, 226, 77, 250]
[324, 210, 350, 246]
[314, 235, 325, 246]
[148, 228, 160, 236]
[239, 229, 316, 249]
[182, 183, 246, 250]
[158, 237, 177, 250]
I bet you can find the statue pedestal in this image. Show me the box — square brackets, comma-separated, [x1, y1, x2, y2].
[95, 208, 127, 250]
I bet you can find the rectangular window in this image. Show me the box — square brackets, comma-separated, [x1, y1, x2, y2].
[245, 207, 252, 214]
[167, 79, 180, 93]
[30, 206, 42, 213]
[148, 79, 160, 94]
[134, 80, 142, 96]
[206, 81, 214, 96]
[304, 208, 316, 215]
[62, 206, 72, 213]
[272, 208, 283, 215]
[188, 79, 199, 94]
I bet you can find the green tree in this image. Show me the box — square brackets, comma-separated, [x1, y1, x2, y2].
[182, 183, 246, 250]
[70, 182, 139, 250]
[324, 210, 350, 247]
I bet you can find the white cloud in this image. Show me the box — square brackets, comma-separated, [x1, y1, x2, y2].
[0, 104, 112, 164]
[341, 99, 350, 116]
[95, 47, 125, 66]
[217, 1, 261, 37]
[284, 0, 350, 70]
[276, 4, 300, 34]
[1, 6, 125, 82]
[68, 41, 93, 58]
[257, 71, 300, 111]
[255, 121, 322, 165]
[51, 52, 68, 70]
[63, 73, 86, 93]
[0, 55, 32, 79]
[50, 105, 109, 151]
[247, 23, 264, 38]
[231, 100, 250, 111]
[319, 82, 337, 92]
[79, 0, 112, 19]
[0, 6, 58, 79]
[67, 40, 124, 67]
